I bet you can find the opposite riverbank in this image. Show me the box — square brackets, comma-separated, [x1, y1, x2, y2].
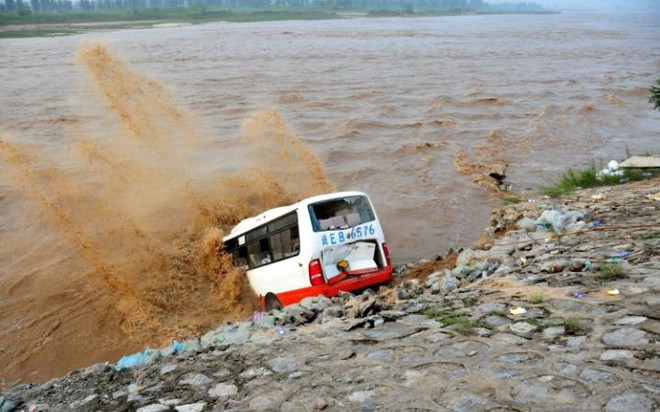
[1, 177, 658, 411]
[0, 8, 559, 38]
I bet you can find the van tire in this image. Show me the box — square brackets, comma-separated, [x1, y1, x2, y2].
[265, 293, 283, 312]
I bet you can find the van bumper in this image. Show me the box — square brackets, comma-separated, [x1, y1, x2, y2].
[271, 266, 394, 308]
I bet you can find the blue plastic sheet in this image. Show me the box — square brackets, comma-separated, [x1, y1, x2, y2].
[115, 348, 158, 371]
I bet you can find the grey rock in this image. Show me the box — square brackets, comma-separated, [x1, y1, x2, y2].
[613, 316, 647, 325]
[283, 304, 316, 325]
[159, 364, 177, 375]
[516, 217, 537, 232]
[253, 315, 277, 329]
[509, 322, 537, 337]
[248, 394, 280, 409]
[322, 306, 344, 318]
[68, 394, 97, 409]
[483, 315, 510, 328]
[312, 398, 328, 410]
[182, 338, 201, 353]
[208, 383, 238, 398]
[601, 328, 650, 347]
[542, 326, 565, 339]
[604, 393, 654, 412]
[267, 356, 299, 373]
[0, 400, 17, 412]
[223, 324, 251, 345]
[491, 333, 529, 345]
[158, 399, 182, 406]
[239, 367, 272, 379]
[136, 405, 170, 412]
[159, 345, 176, 357]
[600, 350, 635, 361]
[178, 373, 213, 386]
[579, 368, 616, 383]
[566, 336, 587, 347]
[174, 403, 206, 412]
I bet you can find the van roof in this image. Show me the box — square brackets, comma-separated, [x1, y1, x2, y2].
[223, 191, 368, 241]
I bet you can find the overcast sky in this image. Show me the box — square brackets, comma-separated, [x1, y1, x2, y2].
[488, 0, 660, 11]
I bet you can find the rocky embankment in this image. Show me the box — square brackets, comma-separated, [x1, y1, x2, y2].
[2, 179, 659, 412]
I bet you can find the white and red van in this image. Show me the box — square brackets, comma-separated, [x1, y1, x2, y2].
[223, 191, 393, 311]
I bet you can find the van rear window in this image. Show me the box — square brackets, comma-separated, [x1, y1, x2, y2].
[308, 195, 375, 232]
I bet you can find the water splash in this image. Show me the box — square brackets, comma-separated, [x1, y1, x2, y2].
[0, 43, 333, 384]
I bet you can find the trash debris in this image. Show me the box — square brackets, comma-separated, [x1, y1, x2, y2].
[647, 192, 660, 202]
[583, 260, 592, 270]
[590, 220, 603, 227]
[519, 256, 527, 266]
[596, 160, 624, 180]
[227, 324, 239, 333]
[510, 307, 527, 316]
[535, 209, 585, 233]
[591, 193, 606, 201]
[528, 199, 537, 204]
[252, 311, 266, 322]
[611, 252, 630, 258]
[115, 348, 159, 371]
[606, 257, 625, 264]
[607, 289, 621, 296]
[573, 292, 586, 299]
[275, 326, 285, 335]
[172, 340, 185, 353]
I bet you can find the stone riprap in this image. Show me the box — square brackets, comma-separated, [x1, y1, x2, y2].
[1, 179, 659, 411]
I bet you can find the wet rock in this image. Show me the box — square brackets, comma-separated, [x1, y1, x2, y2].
[282, 304, 316, 325]
[604, 393, 655, 412]
[601, 328, 650, 347]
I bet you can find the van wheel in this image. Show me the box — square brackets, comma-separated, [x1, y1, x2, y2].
[265, 293, 283, 312]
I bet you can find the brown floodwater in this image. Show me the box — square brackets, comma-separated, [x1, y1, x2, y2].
[1, 11, 659, 386]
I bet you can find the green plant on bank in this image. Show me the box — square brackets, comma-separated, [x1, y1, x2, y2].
[530, 292, 544, 304]
[650, 78, 660, 111]
[462, 296, 477, 307]
[637, 230, 660, 240]
[564, 316, 590, 335]
[525, 317, 558, 329]
[422, 307, 452, 319]
[542, 162, 655, 198]
[439, 315, 480, 334]
[597, 262, 627, 282]
[501, 196, 522, 206]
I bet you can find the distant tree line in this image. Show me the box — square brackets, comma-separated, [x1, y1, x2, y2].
[0, 0, 543, 13]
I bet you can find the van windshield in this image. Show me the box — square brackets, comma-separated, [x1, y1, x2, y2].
[308, 195, 375, 232]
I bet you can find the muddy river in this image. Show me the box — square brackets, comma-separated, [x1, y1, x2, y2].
[1, 11, 659, 385]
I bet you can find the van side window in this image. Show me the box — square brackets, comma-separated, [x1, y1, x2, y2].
[225, 212, 300, 269]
